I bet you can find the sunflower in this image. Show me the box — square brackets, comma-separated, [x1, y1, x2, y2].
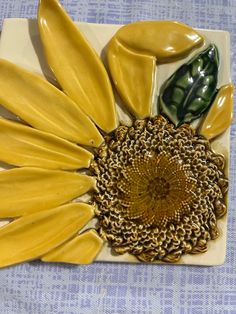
[0, 0, 233, 267]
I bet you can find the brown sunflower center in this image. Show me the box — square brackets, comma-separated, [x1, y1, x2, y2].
[147, 177, 170, 200]
[118, 153, 196, 227]
[91, 116, 228, 262]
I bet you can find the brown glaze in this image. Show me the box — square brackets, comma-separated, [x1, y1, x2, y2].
[91, 116, 228, 263]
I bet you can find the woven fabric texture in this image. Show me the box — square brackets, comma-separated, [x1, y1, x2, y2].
[0, 0, 235, 313]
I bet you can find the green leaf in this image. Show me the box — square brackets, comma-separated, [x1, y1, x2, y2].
[158, 45, 219, 126]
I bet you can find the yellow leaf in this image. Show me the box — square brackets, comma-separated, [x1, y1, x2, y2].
[107, 21, 204, 119]
[0, 118, 92, 170]
[0, 167, 95, 218]
[0, 203, 94, 268]
[0, 59, 103, 147]
[38, 0, 118, 133]
[108, 38, 155, 118]
[115, 21, 204, 62]
[42, 229, 104, 264]
[200, 84, 234, 139]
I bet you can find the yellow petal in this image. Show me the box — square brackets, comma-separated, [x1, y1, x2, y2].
[115, 21, 204, 62]
[0, 118, 92, 170]
[0, 203, 94, 268]
[108, 21, 204, 118]
[108, 38, 155, 118]
[0, 167, 95, 218]
[0, 59, 103, 147]
[38, 0, 118, 133]
[199, 84, 234, 139]
[42, 229, 103, 264]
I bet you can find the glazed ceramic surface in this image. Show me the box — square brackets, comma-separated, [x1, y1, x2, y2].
[0, 17, 232, 266]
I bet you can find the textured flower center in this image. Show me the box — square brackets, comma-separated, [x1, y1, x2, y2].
[91, 116, 228, 262]
[147, 177, 170, 200]
[118, 154, 196, 227]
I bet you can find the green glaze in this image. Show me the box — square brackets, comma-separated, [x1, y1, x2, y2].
[159, 45, 219, 126]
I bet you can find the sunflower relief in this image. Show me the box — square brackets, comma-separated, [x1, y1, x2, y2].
[0, 0, 233, 267]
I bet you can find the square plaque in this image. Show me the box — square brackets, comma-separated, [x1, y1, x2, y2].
[0, 19, 231, 266]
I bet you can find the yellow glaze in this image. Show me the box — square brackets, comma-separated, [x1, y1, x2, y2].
[108, 38, 155, 118]
[200, 84, 234, 139]
[0, 59, 103, 147]
[42, 229, 104, 264]
[0, 203, 94, 268]
[0, 118, 92, 170]
[115, 21, 204, 62]
[38, 0, 118, 133]
[0, 167, 95, 218]
[107, 21, 204, 118]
